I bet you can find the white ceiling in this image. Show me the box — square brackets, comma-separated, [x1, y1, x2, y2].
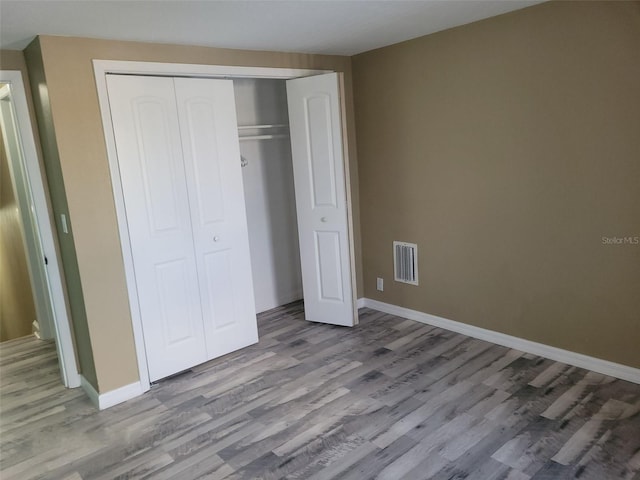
[0, 0, 543, 56]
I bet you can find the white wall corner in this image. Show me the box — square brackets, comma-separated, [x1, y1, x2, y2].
[362, 298, 640, 385]
[80, 376, 145, 410]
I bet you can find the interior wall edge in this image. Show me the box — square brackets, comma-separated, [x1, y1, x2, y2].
[23, 37, 99, 390]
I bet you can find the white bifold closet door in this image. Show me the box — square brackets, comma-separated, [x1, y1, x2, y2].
[106, 75, 257, 382]
[287, 73, 357, 327]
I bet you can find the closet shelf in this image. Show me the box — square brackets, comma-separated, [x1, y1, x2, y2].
[239, 133, 289, 141]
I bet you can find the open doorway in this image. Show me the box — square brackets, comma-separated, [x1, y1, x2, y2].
[0, 89, 38, 341]
[234, 78, 303, 314]
[0, 71, 80, 389]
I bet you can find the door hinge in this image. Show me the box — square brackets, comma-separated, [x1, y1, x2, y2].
[44, 256, 48, 265]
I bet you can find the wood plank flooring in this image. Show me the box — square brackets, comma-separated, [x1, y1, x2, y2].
[1, 302, 639, 479]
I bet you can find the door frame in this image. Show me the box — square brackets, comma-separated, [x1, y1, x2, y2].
[0, 70, 81, 388]
[93, 60, 357, 392]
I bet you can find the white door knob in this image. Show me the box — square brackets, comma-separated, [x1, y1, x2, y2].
[320, 217, 328, 223]
[213, 236, 220, 242]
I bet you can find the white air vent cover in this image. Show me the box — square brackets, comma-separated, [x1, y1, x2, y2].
[393, 241, 418, 285]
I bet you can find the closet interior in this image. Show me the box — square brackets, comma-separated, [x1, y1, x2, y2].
[233, 79, 303, 314]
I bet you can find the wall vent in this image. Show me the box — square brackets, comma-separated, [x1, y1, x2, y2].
[393, 241, 418, 285]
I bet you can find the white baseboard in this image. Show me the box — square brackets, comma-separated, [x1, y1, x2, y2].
[278, 290, 303, 308]
[361, 298, 640, 385]
[356, 298, 366, 309]
[80, 375, 145, 410]
[256, 291, 304, 314]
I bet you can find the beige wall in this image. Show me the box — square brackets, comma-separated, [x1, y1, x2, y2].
[0, 126, 37, 342]
[1, 51, 26, 71]
[0, 50, 30, 78]
[23, 41, 97, 387]
[353, 1, 640, 368]
[26, 36, 361, 392]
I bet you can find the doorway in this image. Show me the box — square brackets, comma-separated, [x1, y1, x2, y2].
[234, 78, 303, 314]
[0, 85, 38, 341]
[0, 71, 80, 388]
[94, 61, 358, 395]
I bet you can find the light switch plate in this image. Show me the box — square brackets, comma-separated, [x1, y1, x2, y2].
[61, 214, 69, 234]
[376, 277, 384, 291]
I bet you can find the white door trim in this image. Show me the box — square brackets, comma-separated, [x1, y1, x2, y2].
[93, 60, 337, 393]
[93, 60, 330, 79]
[0, 70, 80, 388]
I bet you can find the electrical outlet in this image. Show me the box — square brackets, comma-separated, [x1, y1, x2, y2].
[376, 277, 384, 291]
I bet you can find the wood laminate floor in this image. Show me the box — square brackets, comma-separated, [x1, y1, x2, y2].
[1, 303, 639, 480]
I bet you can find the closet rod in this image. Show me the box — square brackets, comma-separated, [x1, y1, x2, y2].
[237, 124, 289, 130]
[239, 134, 289, 141]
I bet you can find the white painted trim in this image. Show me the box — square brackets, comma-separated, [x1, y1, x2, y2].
[92, 60, 337, 393]
[356, 298, 366, 309]
[0, 70, 80, 389]
[93, 60, 330, 79]
[362, 298, 640, 385]
[81, 375, 144, 410]
[93, 68, 151, 391]
[97, 381, 145, 410]
[339, 73, 360, 328]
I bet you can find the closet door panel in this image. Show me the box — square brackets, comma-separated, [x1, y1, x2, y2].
[174, 78, 258, 358]
[178, 99, 225, 224]
[287, 73, 356, 327]
[155, 259, 200, 343]
[106, 75, 207, 382]
[306, 93, 338, 208]
[202, 251, 236, 329]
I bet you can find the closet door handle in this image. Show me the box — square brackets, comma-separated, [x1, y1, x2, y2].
[320, 217, 328, 223]
[213, 236, 220, 242]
